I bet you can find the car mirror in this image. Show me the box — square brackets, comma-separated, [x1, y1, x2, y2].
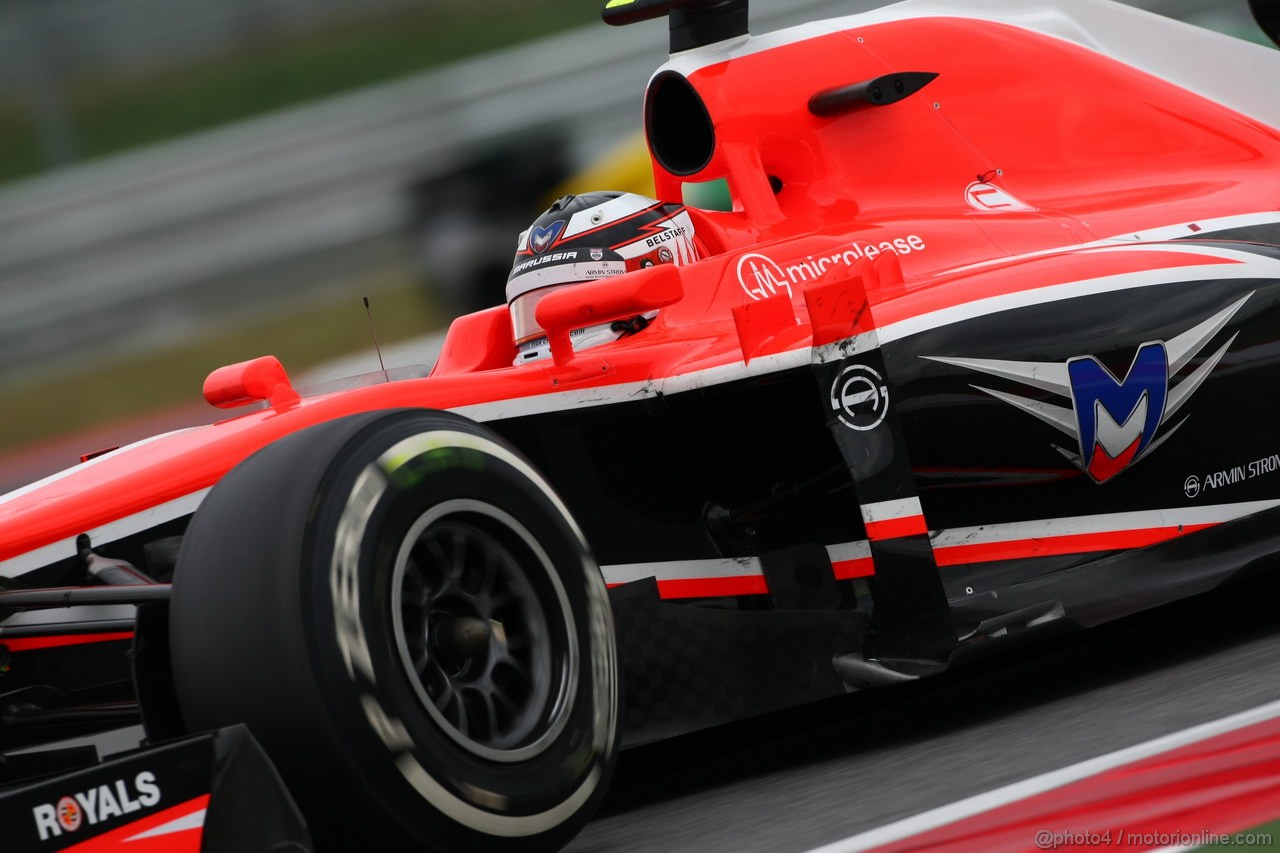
[536, 263, 684, 365]
[203, 355, 300, 409]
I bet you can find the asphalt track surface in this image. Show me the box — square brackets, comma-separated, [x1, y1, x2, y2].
[568, 570, 1280, 852]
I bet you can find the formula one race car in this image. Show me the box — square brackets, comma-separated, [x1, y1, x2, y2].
[3, 0, 1280, 850]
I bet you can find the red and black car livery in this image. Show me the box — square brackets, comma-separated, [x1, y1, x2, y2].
[3, 1, 1280, 850]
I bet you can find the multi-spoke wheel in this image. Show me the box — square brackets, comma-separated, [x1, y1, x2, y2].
[394, 503, 575, 761]
[170, 410, 618, 852]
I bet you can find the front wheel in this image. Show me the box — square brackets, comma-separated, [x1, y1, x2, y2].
[170, 409, 619, 851]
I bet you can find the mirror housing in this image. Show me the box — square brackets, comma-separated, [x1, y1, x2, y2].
[535, 263, 684, 365]
[203, 355, 299, 409]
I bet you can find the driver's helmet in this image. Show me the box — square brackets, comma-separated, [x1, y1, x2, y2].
[506, 191, 698, 363]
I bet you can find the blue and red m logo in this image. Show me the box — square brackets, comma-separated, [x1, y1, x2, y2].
[1067, 344, 1168, 483]
[924, 292, 1251, 484]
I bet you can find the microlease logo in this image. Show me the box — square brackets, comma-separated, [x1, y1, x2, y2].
[737, 235, 927, 301]
[32, 772, 162, 841]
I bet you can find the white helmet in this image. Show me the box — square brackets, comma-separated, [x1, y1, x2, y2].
[506, 191, 698, 363]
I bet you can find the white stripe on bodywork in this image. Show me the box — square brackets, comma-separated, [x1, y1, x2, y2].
[124, 807, 207, 842]
[827, 541, 872, 565]
[4, 224, 1279, 577]
[602, 501, 1278, 591]
[922, 289, 1252, 436]
[930, 499, 1280, 550]
[659, 347, 810, 396]
[943, 212, 1280, 277]
[602, 556, 764, 587]
[878, 246, 1280, 348]
[1117, 211, 1280, 244]
[601, 501, 1280, 591]
[860, 497, 925, 526]
[451, 346, 813, 422]
[4, 481, 1274, 592]
[602, 540, 874, 589]
[816, 242, 1280, 365]
[0, 488, 210, 579]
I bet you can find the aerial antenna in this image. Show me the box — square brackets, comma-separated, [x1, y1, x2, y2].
[363, 296, 389, 382]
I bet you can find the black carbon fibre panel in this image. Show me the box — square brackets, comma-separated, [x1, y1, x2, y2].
[948, 504, 1280, 632]
[610, 579, 867, 747]
[758, 542, 839, 610]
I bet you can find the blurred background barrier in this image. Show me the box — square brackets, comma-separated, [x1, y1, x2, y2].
[0, 0, 1266, 468]
[0, 0, 870, 382]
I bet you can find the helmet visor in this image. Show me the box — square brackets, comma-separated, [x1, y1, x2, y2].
[510, 284, 574, 348]
[508, 255, 631, 347]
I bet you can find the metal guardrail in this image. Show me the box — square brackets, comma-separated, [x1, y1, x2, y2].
[0, 0, 864, 380]
[0, 0, 1261, 380]
[0, 0, 420, 84]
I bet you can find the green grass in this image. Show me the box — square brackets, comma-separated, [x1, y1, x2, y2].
[0, 0, 605, 183]
[0, 277, 442, 454]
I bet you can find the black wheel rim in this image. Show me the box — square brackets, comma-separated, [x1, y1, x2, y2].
[391, 499, 578, 763]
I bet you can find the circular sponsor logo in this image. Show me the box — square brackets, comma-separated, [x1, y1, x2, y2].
[58, 797, 82, 832]
[830, 364, 889, 431]
[658, 246, 674, 264]
[1184, 474, 1201, 499]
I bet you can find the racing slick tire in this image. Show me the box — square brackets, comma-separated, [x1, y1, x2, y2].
[169, 409, 619, 852]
